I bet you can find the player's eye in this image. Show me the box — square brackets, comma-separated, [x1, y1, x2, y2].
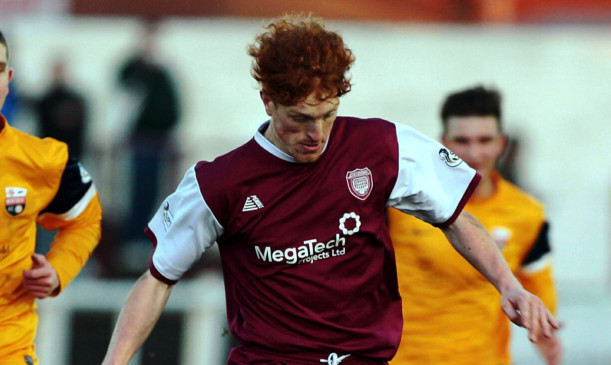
[290, 115, 309, 123]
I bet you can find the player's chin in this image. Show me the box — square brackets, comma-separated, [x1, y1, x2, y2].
[298, 155, 321, 163]
[293, 151, 322, 163]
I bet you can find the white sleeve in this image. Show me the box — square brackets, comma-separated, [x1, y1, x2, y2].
[147, 165, 224, 282]
[387, 122, 478, 226]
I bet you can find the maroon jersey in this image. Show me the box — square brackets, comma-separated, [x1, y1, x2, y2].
[146, 117, 480, 364]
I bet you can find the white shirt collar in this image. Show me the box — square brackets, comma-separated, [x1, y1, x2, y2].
[253, 120, 330, 163]
[254, 121, 296, 162]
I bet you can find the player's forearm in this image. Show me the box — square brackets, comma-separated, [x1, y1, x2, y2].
[45, 196, 102, 293]
[103, 271, 173, 365]
[442, 211, 521, 294]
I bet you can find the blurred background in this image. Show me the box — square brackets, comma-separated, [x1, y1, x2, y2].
[1, 0, 610, 364]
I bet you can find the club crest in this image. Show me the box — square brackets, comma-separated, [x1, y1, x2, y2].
[346, 168, 373, 200]
[439, 148, 463, 167]
[5, 187, 27, 216]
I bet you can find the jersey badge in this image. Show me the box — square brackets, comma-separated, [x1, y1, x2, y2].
[5, 187, 27, 216]
[439, 148, 463, 167]
[346, 168, 373, 200]
[491, 226, 511, 249]
[243, 195, 264, 212]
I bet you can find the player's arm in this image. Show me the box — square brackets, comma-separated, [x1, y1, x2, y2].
[441, 211, 560, 343]
[517, 221, 562, 365]
[518, 222, 557, 314]
[102, 270, 173, 365]
[23, 150, 102, 298]
[522, 263, 562, 365]
[102, 163, 219, 364]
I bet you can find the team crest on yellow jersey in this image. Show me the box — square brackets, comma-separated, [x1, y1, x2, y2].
[491, 226, 511, 249]
[346, 168, 373, 200]
[5, 187, 27, 216]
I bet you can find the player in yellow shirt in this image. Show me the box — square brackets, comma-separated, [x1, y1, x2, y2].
[0, 31, 102, 365]
[389, 85, 562, 365]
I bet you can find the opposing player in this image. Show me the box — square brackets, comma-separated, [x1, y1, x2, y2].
[0, 30, 102, 365]
[102, 15, 559, 365]
[389, 86, 562, 365]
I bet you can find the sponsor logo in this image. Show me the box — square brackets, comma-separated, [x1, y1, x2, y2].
[439, 148, 463, 167]
[243, 195, 264, 212]
[346, 168, 373, 200]
[321, 353, 351, 364]
[162, 201, 174, 231]
[339, 212, 360, 235]
[254, 212, 361, 265]
[5, 187, 27, 216]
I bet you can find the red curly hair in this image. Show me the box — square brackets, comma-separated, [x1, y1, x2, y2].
[248, 13, 355, 106]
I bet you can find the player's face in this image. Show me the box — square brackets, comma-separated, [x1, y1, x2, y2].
[442, 116, 506, 182]
[0, 44, 13, 113]
[262, 91, 339, 163]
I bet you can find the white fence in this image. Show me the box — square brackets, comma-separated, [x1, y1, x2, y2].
[35, 276, 611, 364]
[36, 273, 230, 365]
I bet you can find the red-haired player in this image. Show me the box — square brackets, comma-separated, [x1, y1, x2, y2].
[103, 14, 559, 365]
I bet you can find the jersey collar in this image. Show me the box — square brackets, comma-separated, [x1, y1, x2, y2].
[254, 120, 330, 163]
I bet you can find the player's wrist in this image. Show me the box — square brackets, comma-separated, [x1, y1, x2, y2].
[498, 276, 523, 295]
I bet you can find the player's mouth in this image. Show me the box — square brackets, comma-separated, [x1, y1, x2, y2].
[300, 143, 321, 153]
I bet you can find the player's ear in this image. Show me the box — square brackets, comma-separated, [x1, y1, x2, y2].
[260, 91, 273, 116]
[498, 133, 508, 155]
[440, 132, 448, 146]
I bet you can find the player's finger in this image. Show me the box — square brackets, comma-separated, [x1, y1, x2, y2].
[551, 316, 562, 330]
[23, 268, 48, 280]
[24, 280, 52, 292]
[31, 253, 47, 267]
[501, 300, 520, 325]
[23, 285, 43, 296]
[23, 284, 49, 294]
[517, 296, 531, 330]
[537, 302, 557, 341]
[542, 302, 560, 329]
[528, 302, 542, 342]
[28, 289, 49, 298]
[23, 279, 50, 288]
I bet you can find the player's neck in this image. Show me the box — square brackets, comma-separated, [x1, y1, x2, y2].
[473, 175, 496, 199]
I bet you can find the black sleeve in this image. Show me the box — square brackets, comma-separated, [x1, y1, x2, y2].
[521, 221, 552, 266]
[42, 151, 93, 215]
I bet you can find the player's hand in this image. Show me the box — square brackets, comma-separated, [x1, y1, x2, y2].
[500, 287, 560, 343]
[22, 253, 60, 298]
[535, 331, 563, 365]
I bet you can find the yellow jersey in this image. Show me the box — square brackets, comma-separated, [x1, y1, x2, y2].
[0, 116, 102, 364]
[389, 172, 557, 365]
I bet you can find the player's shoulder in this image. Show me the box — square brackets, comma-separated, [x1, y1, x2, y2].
[191, 138, 263, 189]
[333, 116, 398, 145]
[10, 127, 69, 170]
[498, 177, 545, 214]
[196, 138, 258, 170]
[337, 115, 395, 129]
